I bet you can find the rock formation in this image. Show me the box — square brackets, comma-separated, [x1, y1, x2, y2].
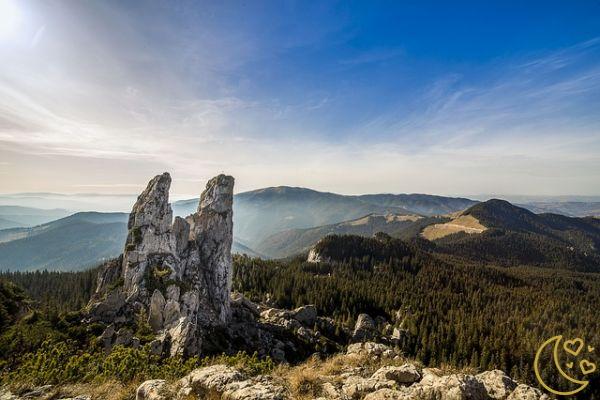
[87, 173, 341, 361]
[88, 173, 234, 356]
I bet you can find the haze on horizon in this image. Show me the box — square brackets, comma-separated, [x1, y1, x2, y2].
[1, 0, 599, 197]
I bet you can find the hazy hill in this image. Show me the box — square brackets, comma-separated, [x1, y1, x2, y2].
[0, 212, 129, 271]
[0, 211, 262, 271]
[0, 206, 71, 229]
[519, 201, 600, 217]
[430, 199, 600, 271]
[255, 213, 422, 258]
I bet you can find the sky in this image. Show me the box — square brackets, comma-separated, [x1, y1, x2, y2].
[0, 0, 599, 198]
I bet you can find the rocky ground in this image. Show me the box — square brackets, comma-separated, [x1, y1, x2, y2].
[0, 342, 549, 399]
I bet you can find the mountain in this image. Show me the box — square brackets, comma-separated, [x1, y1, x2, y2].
[255, 213, 422, 258]
[0, 206, 71, 228]
[173, 187, 478, 249]
[426, 199, 600, 271]
[0, 212, 129, 271]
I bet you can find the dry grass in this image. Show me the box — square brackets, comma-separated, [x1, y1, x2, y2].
[421, 215, 487, 240]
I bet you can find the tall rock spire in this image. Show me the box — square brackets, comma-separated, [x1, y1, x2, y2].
[122, 172, 174, 295]
[187, 174, 234, 326]
[89, 173, 235, 357]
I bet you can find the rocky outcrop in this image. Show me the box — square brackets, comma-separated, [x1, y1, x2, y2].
[88, 173, 234, 356]
[351, 313, 379, 343]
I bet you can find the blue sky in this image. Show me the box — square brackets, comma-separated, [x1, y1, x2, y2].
[0, 0, 599, 196]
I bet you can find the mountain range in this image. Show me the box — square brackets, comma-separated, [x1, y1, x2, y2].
[1, 186, 599, 271]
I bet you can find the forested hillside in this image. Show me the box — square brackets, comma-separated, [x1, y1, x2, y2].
[433, 200, 600, 271]
[233, 239, 600, 395]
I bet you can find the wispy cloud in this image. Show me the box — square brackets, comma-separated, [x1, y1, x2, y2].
[0, 0, 598, 196]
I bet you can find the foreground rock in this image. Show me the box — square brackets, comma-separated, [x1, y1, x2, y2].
[176, 364, 286, 400]
[135, 342, 549, 400]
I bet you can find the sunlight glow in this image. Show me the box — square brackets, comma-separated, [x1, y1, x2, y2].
[0, 0, 20, 38]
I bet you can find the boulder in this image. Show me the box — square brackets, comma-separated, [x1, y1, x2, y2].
[476, 370, 518, 399]
[371, 364, 421, 385]
[292, 305, 317, 326]
[351, 314, 378, 343]
[178, 365, 244, 395]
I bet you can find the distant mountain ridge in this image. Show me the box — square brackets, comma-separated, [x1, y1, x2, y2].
[172, 186, 480, 250]
[0, 212, 129, 271]
[0, 206, 71, 229]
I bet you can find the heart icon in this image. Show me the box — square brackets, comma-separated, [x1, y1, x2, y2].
[566, 362, 574, 369]
[589, 345, 595, 352]
[564, 338, 585, 356]
[580, 360, 596, 375]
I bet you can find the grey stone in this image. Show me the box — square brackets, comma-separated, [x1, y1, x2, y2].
[476, 370, 518, 399]
[371, 364, 421, 385]
[351, 313, 378, 343]
[292, 305, 317, 326]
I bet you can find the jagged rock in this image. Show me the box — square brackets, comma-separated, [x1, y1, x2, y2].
[88, 173, 235, 356]
[292, 305, 317, 326]
[136, 380, 167, 400]
[506, 384, 550, 400]
[351, 314, 378, 343]
[370, 364, 421, 385]
[476, 370, 518, 399]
